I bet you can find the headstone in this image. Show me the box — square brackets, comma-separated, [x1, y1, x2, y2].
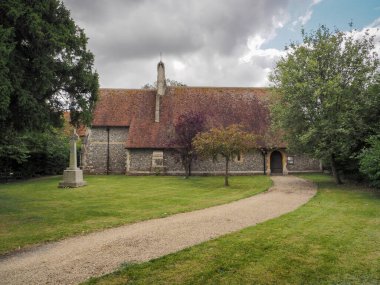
[59, 129, 87, 188]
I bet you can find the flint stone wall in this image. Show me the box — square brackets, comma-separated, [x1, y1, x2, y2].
[126, 149, 321, 175]
[286, 153, 321, 172]
[127, 149, 265, 175]
[127, 149, 154, 173]
[164, 149, 264, 175]
[84, 131, 322, 175]
[83, 127, 128, 174]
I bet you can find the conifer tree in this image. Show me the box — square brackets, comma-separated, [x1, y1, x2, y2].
[0, 0, 99, 171]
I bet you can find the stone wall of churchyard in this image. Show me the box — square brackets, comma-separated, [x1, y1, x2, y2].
[286, 153, 321, 172]
[83, 127, 128, 174]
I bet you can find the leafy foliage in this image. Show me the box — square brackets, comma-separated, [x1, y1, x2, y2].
[171, 111, 207, 178]
[0, 129, 70, 178]
[142, 79, 186, 89]
[0, 0, 99, 130]
[358, 136, 380, 188]
[0, 26, 14, 122]
[193, 125, 256, 186]
[25, 130, 70, 176]
[0, 131, 29, 166]
[270, 25, 379, 184]
[0, 0, 98, 175]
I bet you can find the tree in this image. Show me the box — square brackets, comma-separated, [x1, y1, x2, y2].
[171, 111, 206, 178]
[142, 79, 186, 89]
[193, 125, 256, 186]
[343, 74, 380, 179]
[0, 128, 70, 178]
[0, 0, 98, 130]
[358, 135, 380, 188]
[0, 0, 98, 172]
[270, 25, 379, 184]
[20, 129, 70, 177]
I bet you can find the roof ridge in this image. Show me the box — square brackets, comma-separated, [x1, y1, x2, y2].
[99, 86, 270, 91]
[170, 86, 269, 89]
[100, 88, 151, 91]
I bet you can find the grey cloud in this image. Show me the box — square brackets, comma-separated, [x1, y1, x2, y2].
[62, 0, 292, 87]
[64, 0, 289, 58]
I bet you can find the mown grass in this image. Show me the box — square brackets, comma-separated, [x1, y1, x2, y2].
[86, 174, 380, 285]
[0, 175, 270, 255]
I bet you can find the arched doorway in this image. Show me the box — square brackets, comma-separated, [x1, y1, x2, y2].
[270, 151, 283, 174]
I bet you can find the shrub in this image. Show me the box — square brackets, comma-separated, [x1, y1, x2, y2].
[0, 129, 69, 179]
[358, 136, 380, 188]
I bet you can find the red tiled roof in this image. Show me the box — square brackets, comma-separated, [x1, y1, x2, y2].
[92, 87, 282, 148]
[92, 89, 156, 126]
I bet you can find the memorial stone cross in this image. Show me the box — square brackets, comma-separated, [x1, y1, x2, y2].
[58, 128, 86, 188]
[69, 129, 79, 170]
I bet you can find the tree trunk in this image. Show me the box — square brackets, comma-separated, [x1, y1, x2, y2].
[330, 154, 342, 184]
[182, 160, 189, 179]
[224, 157, 229, 187]
[188, 160, 192, 177]
[185, 163, 189, 179]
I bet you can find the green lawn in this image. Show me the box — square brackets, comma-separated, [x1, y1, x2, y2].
[86, 174, 380, 285]
[0, 175, 270, 255]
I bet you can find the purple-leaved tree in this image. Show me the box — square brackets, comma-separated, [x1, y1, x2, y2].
[171, 111, 206, 178]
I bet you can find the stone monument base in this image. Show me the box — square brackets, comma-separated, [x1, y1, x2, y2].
[59, 168, 87, 188]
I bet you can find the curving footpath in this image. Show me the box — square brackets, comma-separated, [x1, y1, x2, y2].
[0, 176, 316, 285]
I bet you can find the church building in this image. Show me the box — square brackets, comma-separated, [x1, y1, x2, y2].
[82, 61, 321, 175]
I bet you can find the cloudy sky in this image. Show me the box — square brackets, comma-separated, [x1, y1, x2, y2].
[62, 0, 380, 88]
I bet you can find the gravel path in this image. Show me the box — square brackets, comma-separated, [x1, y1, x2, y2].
[0, 176, 316, 285]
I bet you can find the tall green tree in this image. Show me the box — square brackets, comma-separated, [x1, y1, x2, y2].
[270, 25, 379, 184]
[0, 0, 98, 171]
[193, 125, 256, 186]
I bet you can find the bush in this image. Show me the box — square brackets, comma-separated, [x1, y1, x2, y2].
[359, 136, 380, 188]
[0, 129, 69, 179]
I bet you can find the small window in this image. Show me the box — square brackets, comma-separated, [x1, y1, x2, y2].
[152, 151, 164, 167]
[235, 152, 243, 163]
[287, 156, 294, 165]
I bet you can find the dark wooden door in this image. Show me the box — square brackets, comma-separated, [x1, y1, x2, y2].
[270, 151, 283, 174]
